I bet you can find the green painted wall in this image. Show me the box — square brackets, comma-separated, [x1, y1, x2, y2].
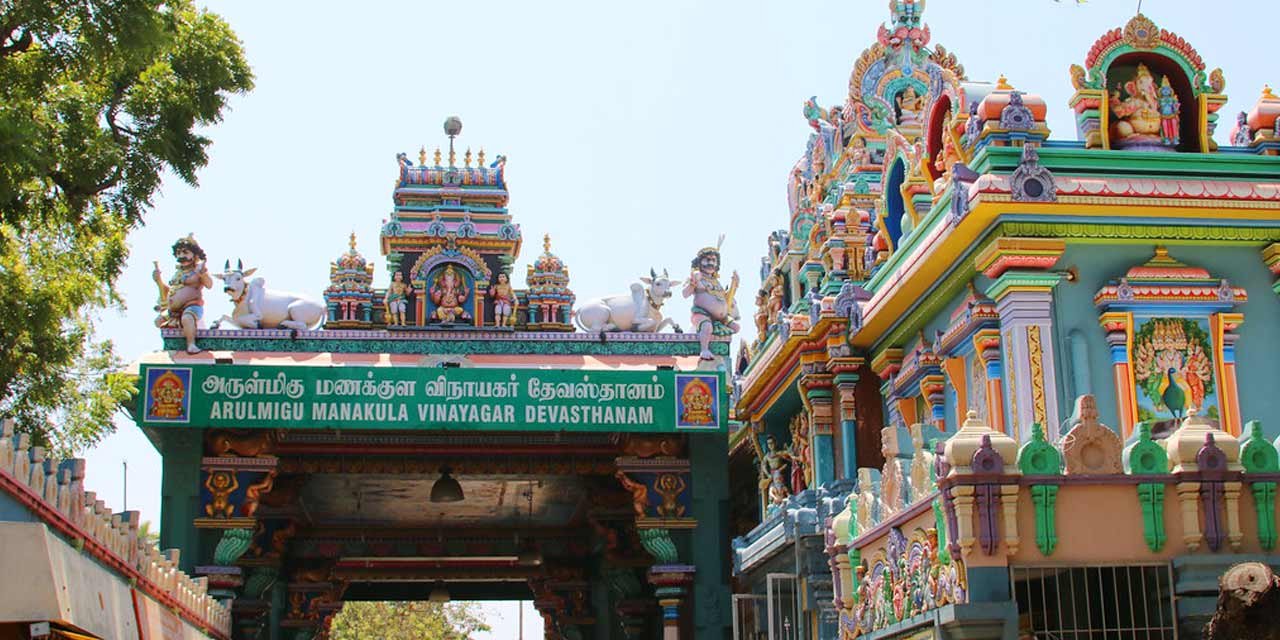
[689, 431, 732, 637]
[158, 429, 203, 573]
[1050, 243, 1280, 440]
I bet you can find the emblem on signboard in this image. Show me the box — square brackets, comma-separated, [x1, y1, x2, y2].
[675, 374, 719, 429]
[145, 367, 192, 423]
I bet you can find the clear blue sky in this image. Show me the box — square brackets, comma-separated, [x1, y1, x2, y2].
[83, 1, 1277, 635]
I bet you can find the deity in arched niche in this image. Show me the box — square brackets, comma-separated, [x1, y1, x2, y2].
[430, 264, 471, 323]
[895, 85, 926, 127]
[1109, 63, 1175, 148]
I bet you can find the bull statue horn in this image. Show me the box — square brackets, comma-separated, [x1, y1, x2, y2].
[237, 259, 243, 270]
[224, 259, 230, 270]
[663, 268, 669, 278]
[650, 267, 657, 279]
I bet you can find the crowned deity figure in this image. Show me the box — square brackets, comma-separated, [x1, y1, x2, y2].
[1109, 63, 1175, 149]
[430, 264, 471, 323]
[152, 234, 212, 354]
[384, 270, 413, 326]
[683, 241, 741, 360]
[488, 271, 517, 327]
[895, 85, 926, 128]
[1157, 76, 1181, 146]
[760, 435, 793, 508]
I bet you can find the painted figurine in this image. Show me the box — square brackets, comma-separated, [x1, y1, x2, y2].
[683, 241, 740, 360]
[895, 85, 925, 127]
[488, 272, 516, 327]
[152, 234, 212, 354]
[384, 271, 413, 326]
[761, 435, 794, 508]
[1157, 76, 1181, 146]
[1108, 63, 1167, 147]
[430, 264, 471, 323]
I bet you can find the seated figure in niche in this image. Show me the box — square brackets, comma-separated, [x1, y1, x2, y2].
[430, 264, 471, 323]
[895, 85, 926, 128]
[1109, 63, 1179, 150]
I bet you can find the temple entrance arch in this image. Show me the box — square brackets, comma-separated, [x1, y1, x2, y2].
[135, 337, 732, 640]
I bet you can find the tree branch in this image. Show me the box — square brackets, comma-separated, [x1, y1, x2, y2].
[0, 27, 33, 57]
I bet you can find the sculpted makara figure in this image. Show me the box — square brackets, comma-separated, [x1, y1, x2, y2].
[152, 234, 212, 354]
[212, 260, 326, 331]
[575, 268, 680, 333]
[684, 240, 740, 360]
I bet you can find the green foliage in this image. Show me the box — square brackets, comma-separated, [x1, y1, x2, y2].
[137, 520, 160, 547]
[328, 601, 491, 640]
[0, 0, 252, 452]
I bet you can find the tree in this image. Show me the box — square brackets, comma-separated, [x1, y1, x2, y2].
[0, 1, 253, 453]
[328, 601, 492, 640]
[137, 520, 160, 547]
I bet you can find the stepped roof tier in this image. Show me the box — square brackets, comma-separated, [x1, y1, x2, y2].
[729, 3, 1280, 639]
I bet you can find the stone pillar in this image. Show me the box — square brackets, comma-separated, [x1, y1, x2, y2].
[972, 329, 1006, 435]
[687, 432, 731, 638]
[644, 557, 694, 640]
[160, 430, 203, 574]
[871, 349, 904, 428]
[1212, 313, 1245, 436]
[800, 371, 836, 487]
[975, 238, 1065, 442]
[986, 272, 1064, 443]
[1098, 312, 1139, 437]
[832, 362, 862, 481]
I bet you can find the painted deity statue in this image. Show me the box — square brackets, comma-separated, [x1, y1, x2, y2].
[1157, 75, 1181, 146]
[789, 412, 812, 494]
[384, 270, 413, 326]
[932, 112, 962, 193]
[895, 86, 926, 127]
[152, 234, 212, 354]
[429, 264, 471, 323]
[488, 272, 516, 327]
[761, 435, 793, 508]
[683, 243, 740, 360]
[1109, 63, 1176, 149]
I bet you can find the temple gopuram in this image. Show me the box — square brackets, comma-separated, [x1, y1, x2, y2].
[124, 117, 740, 639]
[729, 3, 1280, 640]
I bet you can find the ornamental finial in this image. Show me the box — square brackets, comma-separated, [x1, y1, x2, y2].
[418, 146, 427, 167]
[433, 148, 442, 166]
[997, 74, 1013, 90]
[1263, 85, 1276, 100]
[543, 233, 552, 253]
[444, 116, 462, 168]
[348, 231, 357, 253]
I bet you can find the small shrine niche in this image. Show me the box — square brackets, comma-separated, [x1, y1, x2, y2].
[524, 234, 575, 332]
[324, 233, 375, 328]
[1069, 14, 1226, 153]
[375, 117, 549, 330]
[1094, 247, 1247, 438]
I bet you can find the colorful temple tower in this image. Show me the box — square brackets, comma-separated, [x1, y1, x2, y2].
[129, 120, 738, 639]
[731, 5, 1280, 639]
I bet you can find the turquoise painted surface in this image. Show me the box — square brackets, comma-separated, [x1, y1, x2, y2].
[1050, 244, 1280, 441]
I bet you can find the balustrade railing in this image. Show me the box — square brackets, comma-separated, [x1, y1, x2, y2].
[0, 419, 231, 637]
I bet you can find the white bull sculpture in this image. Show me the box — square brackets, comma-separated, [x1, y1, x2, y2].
[211, 260, 325, 331]
[574, 269, 680, 333]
